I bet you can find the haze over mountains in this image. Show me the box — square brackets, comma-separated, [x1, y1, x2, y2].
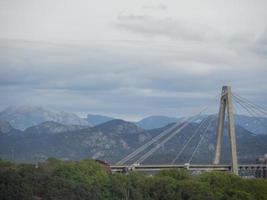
[1, 117, 267, 165]
[0, 105, 266, 164]
[1, 105, 266, 134]
[0, 106, 89, 130]
[0, 105, 182, 130]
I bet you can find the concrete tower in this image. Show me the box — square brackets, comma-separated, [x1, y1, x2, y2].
[213, 86, 238, 175]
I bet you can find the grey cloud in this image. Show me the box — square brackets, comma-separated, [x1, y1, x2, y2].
[116, 14, 209, 41]
[142, 3, 167, 11]
[0, 0, 267, 120]
[0, 37, 266, 119]
[115, 13, 265, 44]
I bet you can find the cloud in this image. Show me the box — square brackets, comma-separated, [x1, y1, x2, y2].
[116, 14, 209, 41]
[0, 37, 266, 119]
[0, 0, 267, 119]
[142, 3, 167, 11]
[115, 12, 265, 44]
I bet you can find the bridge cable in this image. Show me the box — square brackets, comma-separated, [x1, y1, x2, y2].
[233, 96, 263, 122]
[233, 94, 267, 121]
[116, 116, 193, 165]
[233, 93, 267, 116]
[116, 104, 215, 165]
[170, 116, 213, 164]
[232, 95, 267, 130]
[133, 97, 220, 164]
[232, 96, 267, 148]
[116, 93, 219, 165]
[234, 93, 267, 113]
[232, 97, 257, 135]
[188, 117, 217, 164]
[134, 115, 204, 164]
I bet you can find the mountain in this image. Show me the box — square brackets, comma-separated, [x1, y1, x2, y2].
[24, 121, 89, 135]
[234, 115, 267, 135]
[0, 116, 266, 165]
[0, 119, 152, 163]
[86, 114, 114, 126]
[0, 106, 89, 130]
[0, 120, 13, 134]
[0, 120, 21, 135]
[136, 115, 179, 129]
[94, 119, 143, 135]
[136, 114, 267, 135]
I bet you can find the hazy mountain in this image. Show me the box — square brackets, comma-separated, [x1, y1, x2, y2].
[94, 119, 144, 135]
[25, 121, 89, 135]
[234, 115, 267, 135]
[0, 117, 266, 165]
[0, 120, 22, 135]
[2, 105, 266, 136]
[145, 121, 267, 165]
[0, 119, 151, 163]
[86, 114, 114, 126]
[136, 115, 179, 129]
[135, 114, 267, 135]
[0, 120, 13, 134]
[0, 106, 89, 130]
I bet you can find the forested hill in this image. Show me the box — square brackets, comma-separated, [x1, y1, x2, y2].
[0, 158, 267, 200]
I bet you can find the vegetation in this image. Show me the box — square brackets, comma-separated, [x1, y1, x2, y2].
[0, 158, 267, 200]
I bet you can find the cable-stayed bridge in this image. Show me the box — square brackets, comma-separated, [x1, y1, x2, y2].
[110, 86, 267, 178]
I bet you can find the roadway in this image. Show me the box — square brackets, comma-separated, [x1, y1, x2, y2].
[110, 164, 267, 173]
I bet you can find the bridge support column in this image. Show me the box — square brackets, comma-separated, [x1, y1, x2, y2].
[213, 86, 238, 175]
[255, 168, 262, 178]
[263, 168, 267, 179]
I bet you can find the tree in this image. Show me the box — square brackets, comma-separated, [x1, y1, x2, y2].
[0, 168, 33, 200]
[177, 180, 213, 200]
[107, 173, 130, 200]
[144, 176, 179, 200]
[156, 169, 189, 180]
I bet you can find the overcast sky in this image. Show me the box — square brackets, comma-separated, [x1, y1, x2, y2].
[0, 0, 267, 120]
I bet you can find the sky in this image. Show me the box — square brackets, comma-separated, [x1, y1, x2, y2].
[0, 0, 267, 120]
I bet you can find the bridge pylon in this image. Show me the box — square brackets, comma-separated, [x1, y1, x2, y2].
[213, 86, 238, 175]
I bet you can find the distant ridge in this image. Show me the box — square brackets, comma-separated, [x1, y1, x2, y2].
[25, 121, 89, 135]
[86, 114, 114, 126]
[1, 105, 266, 135]
[0, 106, 89, 130]
[136, 115, 179, 129]
[0, 116, 267, 164]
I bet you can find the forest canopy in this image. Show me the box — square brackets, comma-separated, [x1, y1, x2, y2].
[0, 158, 267, 200]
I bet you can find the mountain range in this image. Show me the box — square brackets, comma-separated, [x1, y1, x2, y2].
[1, 105, 266, 134]
[0, 116, 267, 165]
[0, 106, 89, 130]
[0, 105, 266, 164]
[86, 114, 114, 126]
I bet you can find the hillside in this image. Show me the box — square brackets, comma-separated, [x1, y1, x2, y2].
[0, 117, 266, 164]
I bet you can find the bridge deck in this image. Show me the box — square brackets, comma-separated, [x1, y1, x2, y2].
[110, 164, 267, 172]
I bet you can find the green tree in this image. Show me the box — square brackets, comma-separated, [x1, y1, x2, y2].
[177, 180, 213, 200]
[0, 168, 33, 200]
[107, 173, 130, 200]
[156, 169, 189, 180]
[127, 172, 147, 200]
[222, 189, 254, 200]
[144, 176, 179, 200]
[53, 159, 108, 186]
[198, 171, 241, 199]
